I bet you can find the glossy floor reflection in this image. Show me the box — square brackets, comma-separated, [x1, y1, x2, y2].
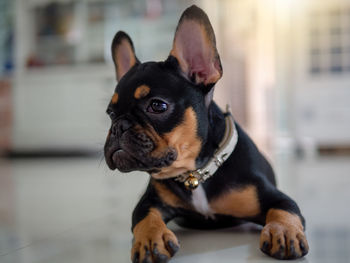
[0, 154, 350, 263]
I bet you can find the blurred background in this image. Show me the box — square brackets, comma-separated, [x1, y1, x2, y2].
[1, 0, 350, 157]
[1, 0, 350, 262]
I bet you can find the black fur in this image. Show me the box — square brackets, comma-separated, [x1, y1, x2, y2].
[131, 106, 303, 230]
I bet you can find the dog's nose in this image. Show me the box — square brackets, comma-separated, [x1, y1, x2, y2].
[112, 119, 132, 135]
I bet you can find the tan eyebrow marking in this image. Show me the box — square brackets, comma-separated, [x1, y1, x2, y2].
[111, 93, 119, 104]
[134, 85, 151, 99]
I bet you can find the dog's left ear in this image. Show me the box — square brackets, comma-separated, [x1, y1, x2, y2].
[169, 5, 222, 88]
[111, 31, 140, 81]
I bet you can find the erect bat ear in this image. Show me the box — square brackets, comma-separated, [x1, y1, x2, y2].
[111, 31, 140, 81]
[169, 5, 223, 87]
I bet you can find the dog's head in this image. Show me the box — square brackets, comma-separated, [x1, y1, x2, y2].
[104, 5, 222, 179]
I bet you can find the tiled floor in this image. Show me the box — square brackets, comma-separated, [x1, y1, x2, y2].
[0, 153, 350, 263]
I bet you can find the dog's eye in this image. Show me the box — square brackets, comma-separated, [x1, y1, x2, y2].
[107, 109, 117, 120]
[147, 99, 168, 114]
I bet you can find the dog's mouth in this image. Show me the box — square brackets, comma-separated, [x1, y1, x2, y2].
[107, 147, 177, 173]
[106, 145, 147, 172]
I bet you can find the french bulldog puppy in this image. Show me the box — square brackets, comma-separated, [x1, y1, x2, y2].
[104, 5, 309, 262]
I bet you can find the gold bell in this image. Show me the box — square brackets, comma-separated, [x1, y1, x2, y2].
[184, 173, 199, 190]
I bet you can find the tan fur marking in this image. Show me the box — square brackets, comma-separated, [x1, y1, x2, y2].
[134, 85, 150, 99]
[133, 208, 166, 239]
[265, 209, 304, 231]
[210, 185, 260, 217]
[106, 129, 111, 140]
[111, 93, 119, 104]
[153, 181, 189, 209]
[152, 107, 201, 179]
[132, 208, 179, 261]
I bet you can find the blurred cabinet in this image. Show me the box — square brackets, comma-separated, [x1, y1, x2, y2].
[13, 65, 113, 151]
[13, 0, 112, 152]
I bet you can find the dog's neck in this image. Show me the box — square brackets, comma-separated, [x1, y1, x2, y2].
[195, 101, 226, 169]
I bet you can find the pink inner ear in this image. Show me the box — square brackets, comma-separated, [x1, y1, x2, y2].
[172, 20, 221, 85]
[119, 45, 131, 73]
[116, 40, 136, 80]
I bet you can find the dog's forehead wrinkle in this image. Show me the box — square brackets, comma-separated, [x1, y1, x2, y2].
[119, 63, 202, 100]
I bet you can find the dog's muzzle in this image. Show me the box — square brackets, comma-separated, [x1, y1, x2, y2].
[104, 118, 177, 172]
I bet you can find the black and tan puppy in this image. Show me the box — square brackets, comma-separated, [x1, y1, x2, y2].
[104, 5, 309, 262]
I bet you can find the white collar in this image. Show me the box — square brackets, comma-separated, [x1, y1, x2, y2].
[175, 105, 238, 190]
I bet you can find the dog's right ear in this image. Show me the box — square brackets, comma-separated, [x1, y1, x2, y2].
[111, 31, 140, 81]
[169, 5, 222, 87]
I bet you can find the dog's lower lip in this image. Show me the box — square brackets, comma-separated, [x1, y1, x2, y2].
[111, 148, 150, 171]
[112, 149, 124, 159]
[110, 148, 123, 158]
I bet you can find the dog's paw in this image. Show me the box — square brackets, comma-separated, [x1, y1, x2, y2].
[260, 221, 309, 259]
[131, 228, 179, 263]
[131, 209, 179, 263]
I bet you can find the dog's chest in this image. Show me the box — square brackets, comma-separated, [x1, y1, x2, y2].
[191, 185, 214, 218]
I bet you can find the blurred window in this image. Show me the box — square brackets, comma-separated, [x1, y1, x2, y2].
[308, 7, 350, 75]
[26, 0, 193, 68]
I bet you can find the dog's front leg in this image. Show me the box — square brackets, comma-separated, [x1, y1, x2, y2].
[131, 186, 179, 263]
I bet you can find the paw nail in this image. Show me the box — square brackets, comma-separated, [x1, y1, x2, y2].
[273, 245, 286, 259]
[288, 240, 298, 259]
[261, 241, 270, 253]
[154, 253, 169, 263]
[144, 245, 151, 256]
[133, 252, 140, 263]
[300, 240, 308, 255]
[141, 258, 152, 263]
[167, 240, 179, 256]
[272, 251, 284, 259]
[152, 245, 159, 256]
